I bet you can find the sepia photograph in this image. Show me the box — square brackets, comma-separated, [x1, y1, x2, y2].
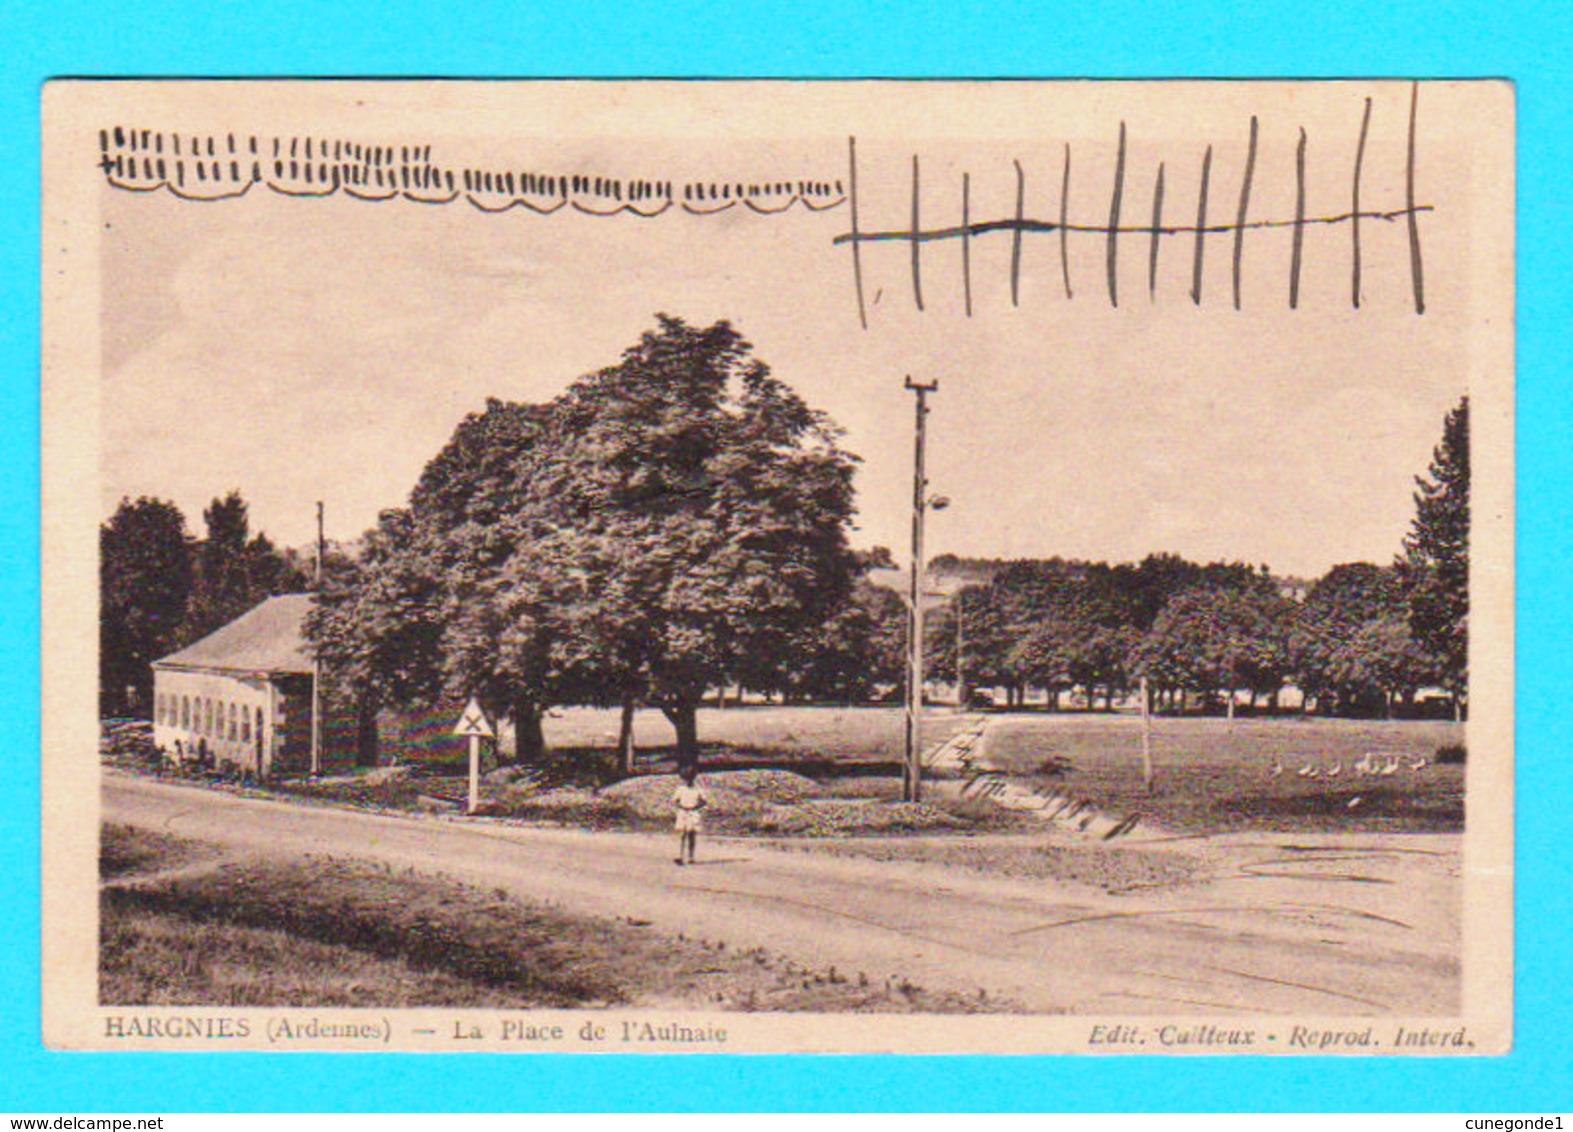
[40, 79, 1513, 1054]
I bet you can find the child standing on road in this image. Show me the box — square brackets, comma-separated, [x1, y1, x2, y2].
[672, 769, 708, 866]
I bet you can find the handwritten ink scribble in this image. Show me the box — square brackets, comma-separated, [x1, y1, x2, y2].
[98, 127, 848, 218]
[101, 86, 1432, 325]
[838, 84, 1431, 322]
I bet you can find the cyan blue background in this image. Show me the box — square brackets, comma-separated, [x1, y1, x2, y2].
[4, 0, 1566, 1112]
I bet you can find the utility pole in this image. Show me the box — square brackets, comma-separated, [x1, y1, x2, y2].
[310, 500, 324, 778]
[903, 377, 938, 804]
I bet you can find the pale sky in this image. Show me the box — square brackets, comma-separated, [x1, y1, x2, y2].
[94, 81, 1499, 579]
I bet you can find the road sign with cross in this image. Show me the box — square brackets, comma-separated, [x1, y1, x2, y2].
[453, 698, 494, 738]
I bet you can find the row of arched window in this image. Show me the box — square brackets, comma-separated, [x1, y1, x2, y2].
[155, 690, 263, 745]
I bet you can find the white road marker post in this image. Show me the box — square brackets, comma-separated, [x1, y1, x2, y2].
[467, 734, 479, 813]
[453, 698, 495, 815]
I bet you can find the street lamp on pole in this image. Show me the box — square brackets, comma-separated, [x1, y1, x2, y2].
[903, 377, 940, 804]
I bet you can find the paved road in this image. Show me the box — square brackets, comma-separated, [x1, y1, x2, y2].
[104, 772, 1460, 1015]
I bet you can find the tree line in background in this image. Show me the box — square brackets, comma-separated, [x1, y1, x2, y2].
[923, 397, 1468, 719]
[99, 490, 310, 716]
[99, 305, 1468, 761]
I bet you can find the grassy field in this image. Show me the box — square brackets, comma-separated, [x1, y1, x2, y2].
[99, 823, 1002, 1012]
[554, 704, 969, 766]
[383, 703, 970, 775]
[982, 714, 1466, 834]
[114, 705, 1467, 836]
[275, 705, 1000, 836]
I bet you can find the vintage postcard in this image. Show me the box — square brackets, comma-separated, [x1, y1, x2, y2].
[41, 80, 1513, 1054]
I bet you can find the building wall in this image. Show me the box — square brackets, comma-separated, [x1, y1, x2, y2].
[152, 667, 371, 778]
[152, 668, 277, 776]
[271, 674, 316, 777]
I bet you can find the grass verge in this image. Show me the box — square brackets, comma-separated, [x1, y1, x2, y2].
[100, 823, 1007, 1013]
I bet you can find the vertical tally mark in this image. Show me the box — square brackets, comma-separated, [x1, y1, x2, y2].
[848, 136, 868, 330]
[1191, 145, 1212, 306]
[1107, 122, 1126, 308]
[962, 172, 973, 319]
[1059, 143, 1073, 301]
[1232, 115, 1258, 311]
[910, 154, 924, 312]
[1148, 161, 1165, 303]
[1011, 160, 1025, 308]
[1352, 96, 1372, 310]
[1406, 82, 1426, 315]
[1291, 128, 1307, 310]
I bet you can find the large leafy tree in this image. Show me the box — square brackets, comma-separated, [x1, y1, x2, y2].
[1001, 572, 1133, 710]
[308, 317, 862, 774]
[781, 576, 906, 704]
[927, 579, 1031, 705]
[308, 401, 557, 760]
[100, 497, 193, 716]
[1293, 562, 1392, 712]
[535, 316, 860, 770]
[1135, 585, 1295, 716]
[1328, 614, 1435, 718]
[1292, 562, 1428, 715]
[1399, 396, 1469, 711]
[1103, 554, 1204, 632]
[308, 512, 448, 761]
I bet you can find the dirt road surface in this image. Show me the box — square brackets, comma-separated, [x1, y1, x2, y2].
[103, 772, 1460, 1015]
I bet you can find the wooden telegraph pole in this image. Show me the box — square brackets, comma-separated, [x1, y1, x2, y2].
[310, 500, 325, 778]
[903, 377, 938, 804]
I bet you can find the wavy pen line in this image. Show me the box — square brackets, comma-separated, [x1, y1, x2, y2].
[266, 182, 338, 200]
[520, 198, 569, 216]
[103, 177, 167, 195]
[462, 195, 575, 216]
[401, 190, 461, 206]
[173, 180, 255, 202]
[744, 194, 844, 215]
[105, 168, 833, 219]
[464, 194, 529, 214]
[108, 176, 257, 203]
[571, 199, 673, 218]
